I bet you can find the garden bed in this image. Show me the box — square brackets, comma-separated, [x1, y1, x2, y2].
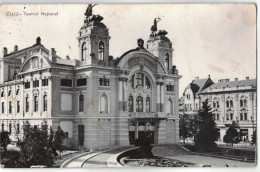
[183, 145, 256, 162]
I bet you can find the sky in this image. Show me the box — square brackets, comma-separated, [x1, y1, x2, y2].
[0, 4, 256, 95]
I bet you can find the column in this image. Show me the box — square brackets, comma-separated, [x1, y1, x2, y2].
[156, 82, 160, 112]
[123, 78, 128, 111]
[48, 76, 52, 117]
[160, 82, 164, 112]
[118, 78, 123, 111]
[135, 121, 139, 139]
[39, 76, 42, 116]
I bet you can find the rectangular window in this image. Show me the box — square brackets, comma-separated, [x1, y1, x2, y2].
[17, 101, 20, 113]
[9, 101, 12, 113]
[43, 95, 47, 111]
[77, 78, 87, 87]
[2, 102, 4, 114]
[17, 124, 20, 134]
[60, 79, 72, 87]
[64, 132, 69, 138]
[24, 82, 30, 89]
[42, 79, 49, 86]
[34, 96, 38, 112]
[99, 78, 110, 86]
[26, 97, 29, 112]
[33, 80, 39, 88]
[244, 113, 247, 120]
[166, 85, 174, 92]
[9, 123, 11, 133]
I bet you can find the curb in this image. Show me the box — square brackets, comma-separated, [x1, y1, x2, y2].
[107, 147, 139, 167]
[179, 145, 256, 163]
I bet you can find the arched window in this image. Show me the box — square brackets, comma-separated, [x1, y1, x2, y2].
[25, 97, 29, 112]
[81, 42, 87, 61]
[128, 96, 133, 112]
[136, 73, 144, 88]
[230, 100, 233, 108]
[165, 53, 169, 70]
[79, 94, 84, 112]
[136, 96, 143, 112]
[244, 99, 247, 107]
[145, 77, 150, 89]
[34, 95, 38, 112]
[8, 90, 12, 97]
[43, 95, 47, 111]
[226, 100, 229, 108]
[16, 89, 19, 95]
[240, 99, 243, 107]
[166, 99, 173, 114]
[230, 113, 233, 120]
[1, 91, 4, 97]
[98, 41, 104, 60]
[100, 94, 108, 113]
[146, 97, 150, 112]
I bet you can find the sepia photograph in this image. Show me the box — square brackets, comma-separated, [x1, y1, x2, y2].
[0, 3, 257, 168]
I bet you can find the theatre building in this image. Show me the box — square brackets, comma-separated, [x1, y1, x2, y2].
[0, 8, 181, 149]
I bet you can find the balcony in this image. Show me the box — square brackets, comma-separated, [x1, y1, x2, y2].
[129, 112, 166, 119]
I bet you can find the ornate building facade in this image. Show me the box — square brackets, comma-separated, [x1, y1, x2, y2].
[0, 7, 181, 149]
[182, 77, 256, 142]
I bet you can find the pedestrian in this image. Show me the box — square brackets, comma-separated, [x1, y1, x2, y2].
[224, 163, 229, 167]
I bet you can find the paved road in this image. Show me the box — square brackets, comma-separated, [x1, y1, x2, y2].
[82, 147, 132, 168]
[62, 146, 133, 168]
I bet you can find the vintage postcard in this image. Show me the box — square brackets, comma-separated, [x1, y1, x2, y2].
[0, 4, 257, 168]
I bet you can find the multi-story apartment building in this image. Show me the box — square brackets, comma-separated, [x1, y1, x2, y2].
[0, 7, 181, 149]
[182, 77, 256, 142]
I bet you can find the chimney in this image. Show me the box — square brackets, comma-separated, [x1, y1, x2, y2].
[66, 55, 70, 60]
[234, 78, 238, 81]
[246, 76, 249, 80]
[208, 74, 210, 78]
[14, 45, 18, 51]
[36, 37, 41, 45]
[218, 79, 223, 83]
[51, 48, 56, 56]
[195, 76, 199, 80]
[3, 47, 8, 56]
[225, 79, 229, 82]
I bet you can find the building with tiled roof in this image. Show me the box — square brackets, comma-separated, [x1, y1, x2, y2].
[181, 76, 256, 142]
[182, 76, 214, 115]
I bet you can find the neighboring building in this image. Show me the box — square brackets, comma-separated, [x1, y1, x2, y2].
[0, 8, 181, 149]
[181, 77, 257, 142]
[182, 76, 214, 115]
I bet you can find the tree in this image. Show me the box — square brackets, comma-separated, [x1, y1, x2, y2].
[179, 114, 191, 144]
[189, 113, 200, 141]
[223, 123, 239, 146]
[17, 126, 54, 167]
[194, 100, 218, 152]
[0, 131, 11, 151]
[251, 130, 256, 146]
[53, 126, 65, 159]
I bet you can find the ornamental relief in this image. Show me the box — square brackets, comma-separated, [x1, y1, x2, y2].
[126, 57, 156, 72]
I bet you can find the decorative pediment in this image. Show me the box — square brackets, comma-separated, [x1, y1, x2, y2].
[20, 54, 51, 73]
[240, 107, 248, 112]
[226, 108, 234, 112]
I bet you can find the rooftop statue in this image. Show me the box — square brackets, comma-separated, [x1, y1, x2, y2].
[151, 18, 161, 32]
[84, 4, 97, 18]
